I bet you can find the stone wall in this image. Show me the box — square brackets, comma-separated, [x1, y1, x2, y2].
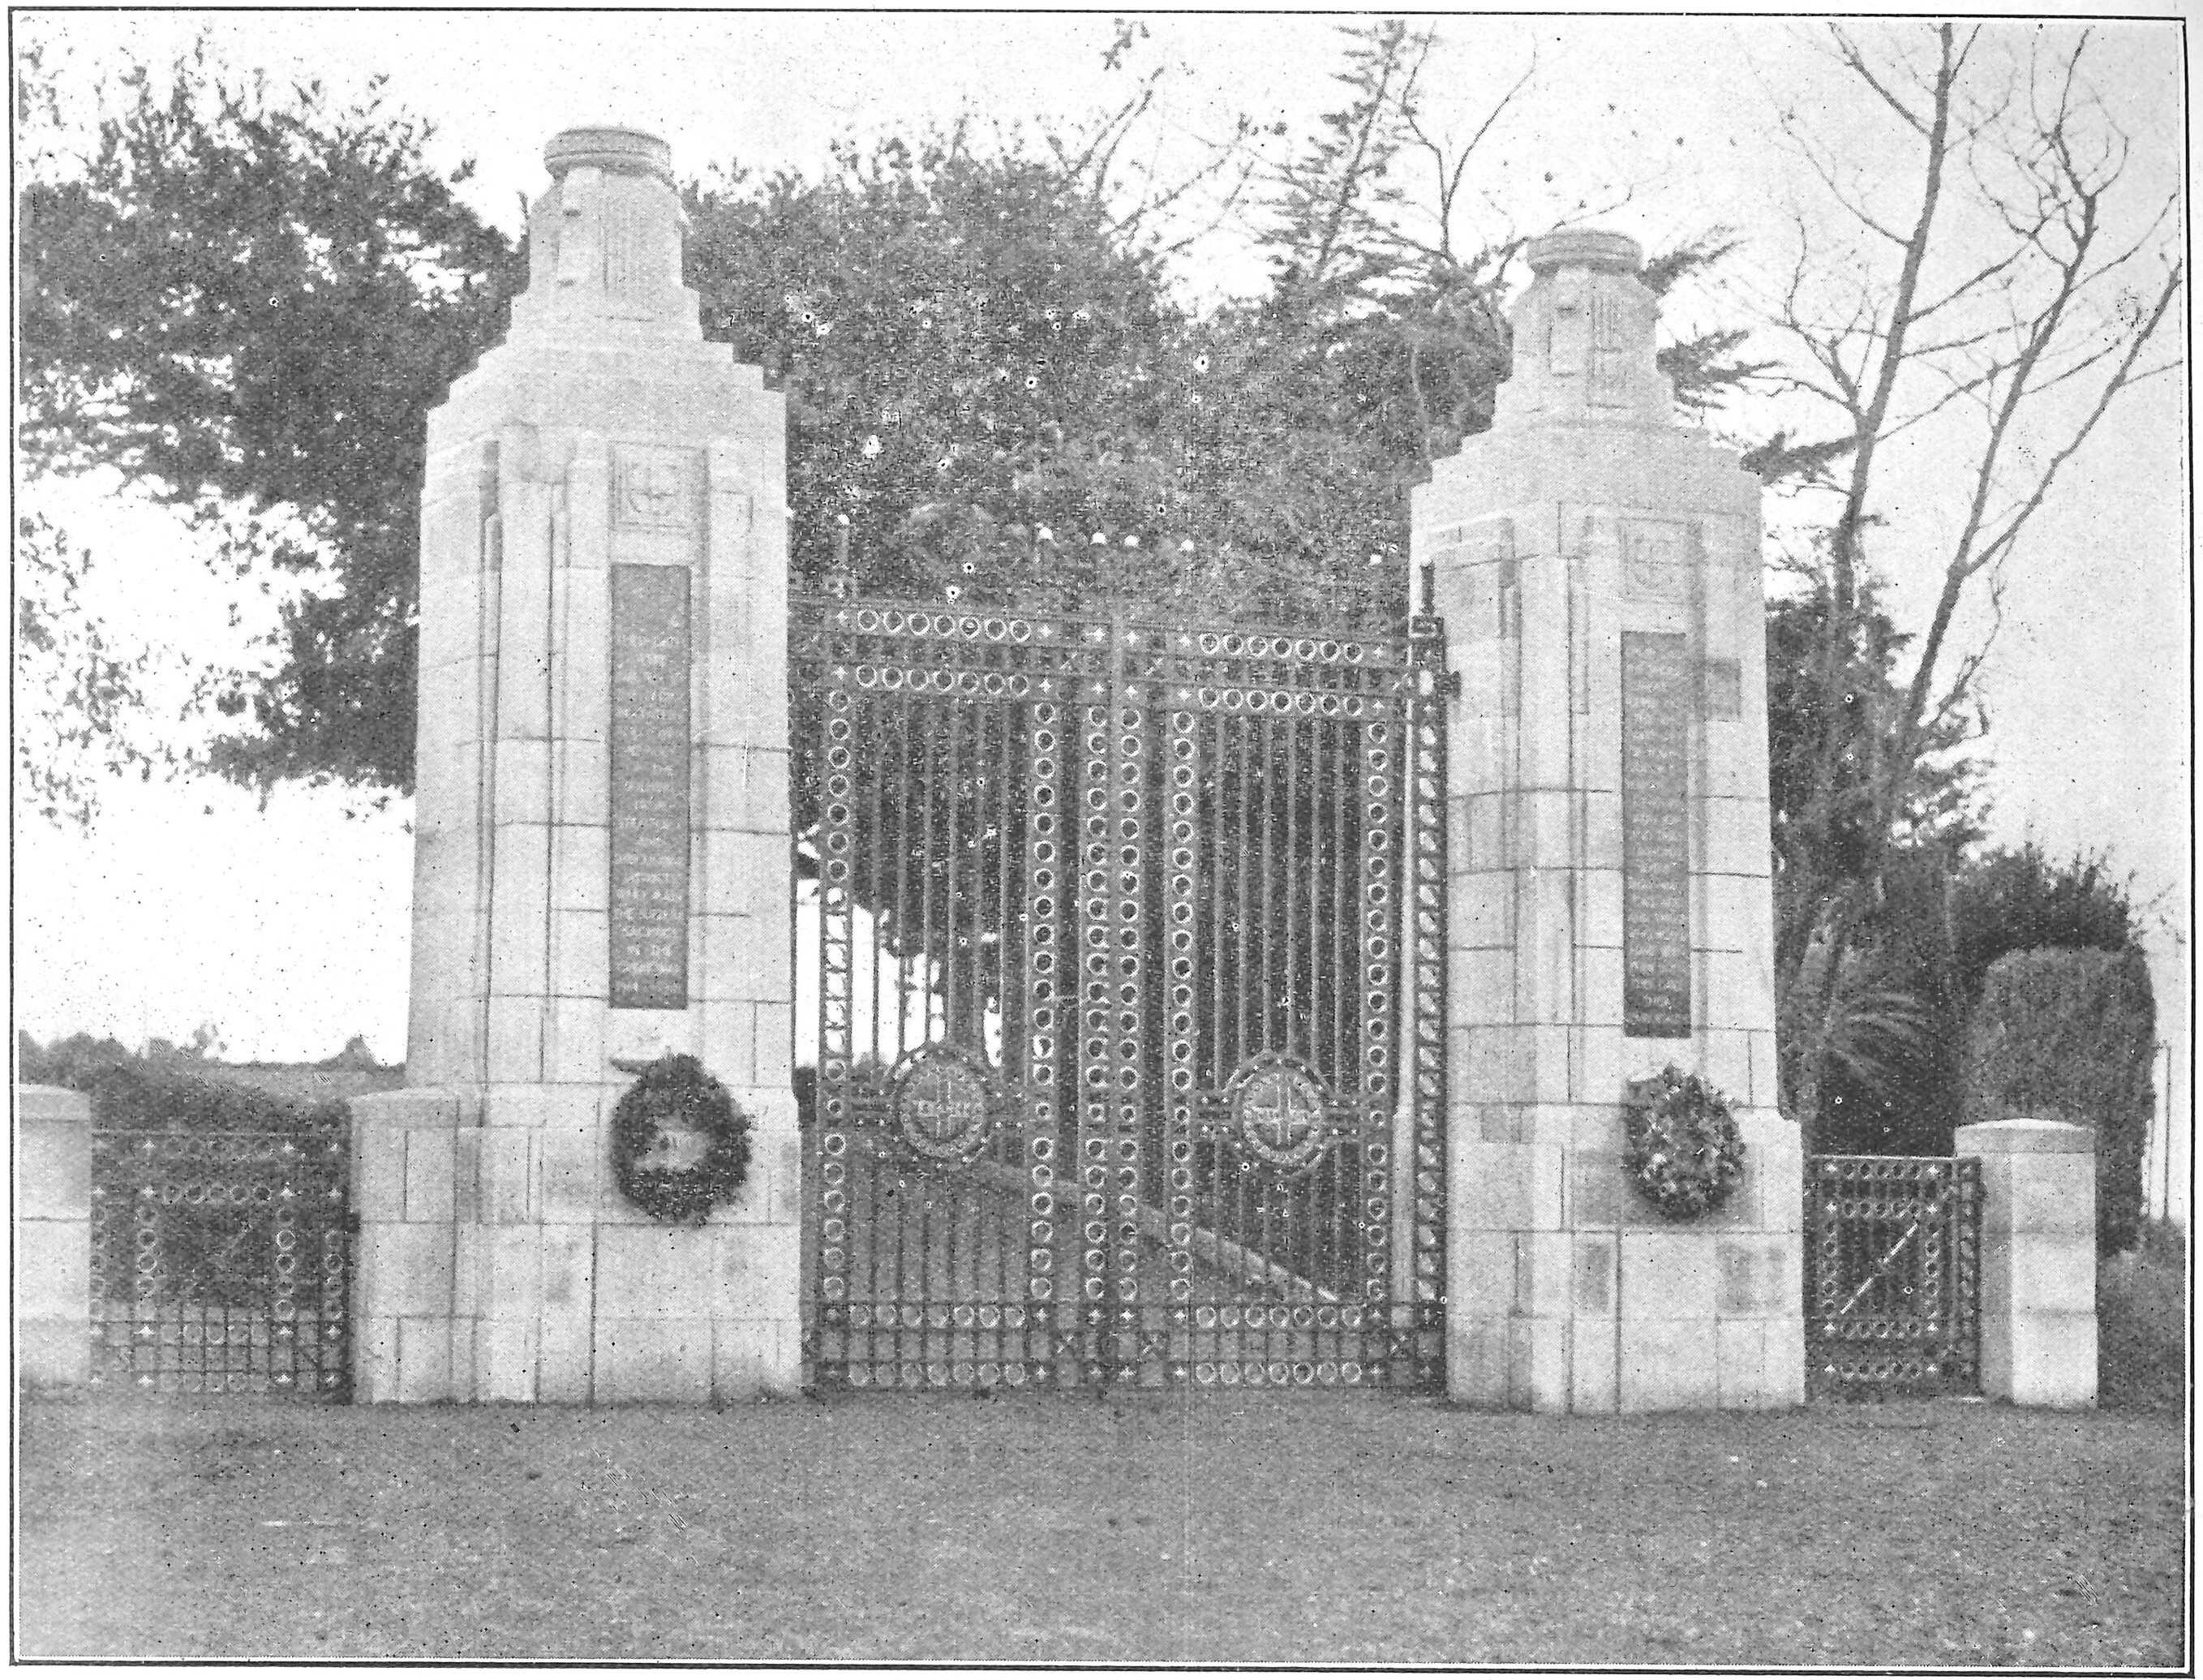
[1416, 230, 1803, 1412]
[15, 1085, 91, 1390]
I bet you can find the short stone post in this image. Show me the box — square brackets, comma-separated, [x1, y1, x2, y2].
[16, 1085, 92, 1390]
[358, 125, 800, 1403]
[1956, 1118, 2098, 1407]
[1415, 230, 1803, 1413]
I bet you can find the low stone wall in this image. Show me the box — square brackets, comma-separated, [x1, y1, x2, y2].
[16, 1085, 91, 1389]
[1956, 1117, 2098, 1407]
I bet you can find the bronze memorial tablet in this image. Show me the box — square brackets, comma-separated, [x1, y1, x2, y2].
[1621, 631, 1691, 1037]
[608, 563, 692, 1009]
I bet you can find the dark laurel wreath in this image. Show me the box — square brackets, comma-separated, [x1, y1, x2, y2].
[1623, 1065, 1746, 1220]
[609, 1054, 754, 1223]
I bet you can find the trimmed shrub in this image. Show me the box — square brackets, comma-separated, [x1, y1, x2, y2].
[2098, 1221, 2187, 1412]
[1965, 947, 2155, 1253]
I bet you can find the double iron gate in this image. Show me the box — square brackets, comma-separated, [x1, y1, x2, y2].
[88, 1127, 352, 1397]
[792, 598, 1451, 1391]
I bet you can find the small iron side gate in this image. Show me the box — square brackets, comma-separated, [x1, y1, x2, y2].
[1803, 1154, 1982, 1397]
[88, 1128, 352, 1397]
[792, 598, 1449, 1392]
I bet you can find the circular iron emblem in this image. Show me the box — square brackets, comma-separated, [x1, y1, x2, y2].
[891, 1046, 998, 1162]
[1233, 1057, 1331, 1171]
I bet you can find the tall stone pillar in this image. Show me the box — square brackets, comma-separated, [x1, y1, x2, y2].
[1415, 230, 1802, 1412]
[352, 127, 799, 1403]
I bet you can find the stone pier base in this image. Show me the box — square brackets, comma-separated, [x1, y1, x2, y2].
[350, 1085, 800, 1404]
[1957, 1118, 2098, 1407]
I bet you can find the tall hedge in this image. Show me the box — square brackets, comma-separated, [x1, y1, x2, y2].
[1965, 947, 2156, 1253]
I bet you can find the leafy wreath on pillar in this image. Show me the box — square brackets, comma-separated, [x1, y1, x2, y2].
[1623, 1065, 1746, 1220]
[609, 1054, 754, 1224]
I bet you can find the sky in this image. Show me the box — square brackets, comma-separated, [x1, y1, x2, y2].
[11, 10, 2190, 1204]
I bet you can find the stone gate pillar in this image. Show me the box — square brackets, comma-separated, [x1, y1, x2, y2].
[351, 127, 798, 1403]
[1415, 230, 1803, 1412]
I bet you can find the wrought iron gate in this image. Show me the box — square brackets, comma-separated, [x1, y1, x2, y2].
[792, 599, 1449, 1391]
[1803, 1154, 1982, 1397]
[88, 1128, 352, 1397]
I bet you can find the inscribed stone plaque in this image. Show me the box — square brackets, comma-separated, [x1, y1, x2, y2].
[1621, 631, 1691, 1036]
[609, 563, 691, 1009]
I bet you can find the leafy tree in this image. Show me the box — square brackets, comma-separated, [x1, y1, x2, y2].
[14, 512, 174, 827]
[1763, 22, 2182, 1136]
[19, 46, 523, 796]
[1952, 843, 2136, 1000]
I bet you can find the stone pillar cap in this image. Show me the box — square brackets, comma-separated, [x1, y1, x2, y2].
[1525, 229, 1643, 276]
[1955, 1116, 2095, 1155]
[545, 126, 675, 187]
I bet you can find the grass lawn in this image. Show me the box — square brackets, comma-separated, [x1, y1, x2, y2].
[16, 1391, 2186, 1666]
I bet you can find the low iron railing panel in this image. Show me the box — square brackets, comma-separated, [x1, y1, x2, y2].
[1803, 1154, 1981, 1397]
[88, 1128, 351, 1398]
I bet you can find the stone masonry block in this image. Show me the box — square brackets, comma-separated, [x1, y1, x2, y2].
[549, 909, 610, 999]
[1620, 1231, 1718, 1320]
[702, 830, 788, 917]
[1450, 947, 1515, 1025]
[1618, 1316, 1718, 1412]
[1698, 797, 1771, 877]
[1447, 1314, 1510, 1407]
[395, 1317, 455, 1403]
[551, 737, 612, 827]
[597, 1225, 723, 1319]
[477, 1128, 536, 1223]
[712, 1320, 790, 1401]
[16, 1227, 88, 1322]
[493, 738, 554, 826]
[485, 1226, 546, 1320]
[1449, 1231, 1517, 1314]
[1452, 872, 1515, 952]
[404, 1129, 457, 1224]
[549, 824, 612, 913]
[1509, 1315, 1572, 1415]
[537, 1314, 595, 1404]
[359, 1222, 455, 1320]
[1981, 1231, 2097, 1317]
[1570, 1023, 1624, 1105]
[1570, 1317, 1618, 1413]
[354, 1316, 399, 1404]
[539, 1222, 596, 1314]
[701, 916, 792, 1004]
[595, 1317, 714, 1403]
[475, 1317, 541, 1403]
[1986, 1312, 2098, 1408]
[1574, 1235, 1617, 1315]
[545, 997, 607, 1085]
[1517, 1231, 1574, 1317]
[715, 1222, 801, 1319]
[1715, 1319, 1769, 1408]
[539, 1124, 606, 1220]
[352, 1123, 409, 1223]
[17, 1117, 88, 1222]
[1715, 1237, 1797, 1317]
[484, 996, 546, 1084]
[1575, 869, 1624, 955]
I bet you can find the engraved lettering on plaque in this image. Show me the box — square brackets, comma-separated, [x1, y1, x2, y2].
[612, 446, 698, 531]
[1621, 631, 1692, 1038]
[609, 563, 691, 1009]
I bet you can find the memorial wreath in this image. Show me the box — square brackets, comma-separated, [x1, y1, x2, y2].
[609, 1054, 753, 1223]
[1622, 1065, 1746, 1220]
